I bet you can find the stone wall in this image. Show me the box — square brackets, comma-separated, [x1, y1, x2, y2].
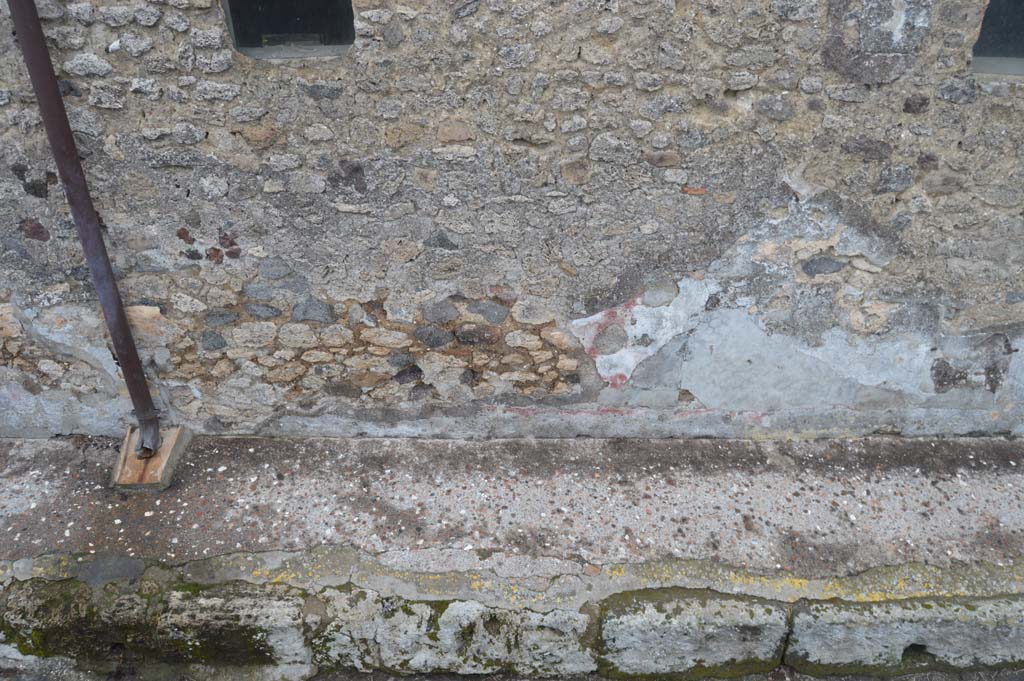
[1, 0, 1022, 438]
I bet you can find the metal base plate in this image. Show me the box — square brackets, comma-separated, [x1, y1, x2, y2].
[112, 425, 193, 491]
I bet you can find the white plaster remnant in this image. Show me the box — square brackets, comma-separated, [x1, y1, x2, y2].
[570, 279, 718, 387]
[882, 0, 909, 45]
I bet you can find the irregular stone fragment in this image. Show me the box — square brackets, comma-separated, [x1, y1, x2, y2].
[903, 94, 930, 113]
[643, 150, 682, 167]
[416, 325, 455, 348]
[62, 53, 112, 77]
[200, 330, 227, 351]
[194, 81, 241, 101]
[938, 76, 977, 104]
[206, 310, 239, 327]
[589, 133, 636, 163]
[452, 0, 479, 19]
[320, 325, 355, 346]
[755, 95, 796, 121]
[423, 298, 460, 323]
[510, 300, 555, 325]
[822, 0, 932, 84]
[505, 330, 543, 351]
[876, 164, 914, 193]
[841, 137, 893, 160]
[467, 299, 510, 323]
[291, 299, 336, 324]
[801, 257, 846, 277]
[360, 327, 412, 348]
[278, 323, 318, 349]
[314, 590, 594, 675]
[232, 322, 277, 347]
[456, 323, 501, 345]
[18, 218, 50, 242]
[540, 327, 572, 350]
[246, 303, 281, 320]
[437, 119, 475, 143]
[259, 257, 293, 281]
[643, 279, 680, 307]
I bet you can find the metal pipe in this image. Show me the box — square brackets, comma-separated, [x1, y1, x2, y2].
[7, 0, 161, 457]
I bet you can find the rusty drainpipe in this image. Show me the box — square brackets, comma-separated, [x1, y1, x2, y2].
[8, 0, 162, 456]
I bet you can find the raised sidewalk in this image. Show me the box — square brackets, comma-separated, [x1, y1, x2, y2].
[1, 436, 1023, 680]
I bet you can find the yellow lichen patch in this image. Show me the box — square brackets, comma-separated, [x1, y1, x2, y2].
[734, 573, 811, 591]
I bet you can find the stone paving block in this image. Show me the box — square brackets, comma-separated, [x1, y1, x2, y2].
[600, 588, 788, 677]
[787, 597, 1024, 673]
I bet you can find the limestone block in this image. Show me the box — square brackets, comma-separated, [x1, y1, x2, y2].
[787, 597, 1024, 673]
[600, 589, 788, 676]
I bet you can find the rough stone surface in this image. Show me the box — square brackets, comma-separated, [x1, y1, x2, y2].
[0, 0, 1020, 440]
[601, 590, 788, 676]
[313, 590, 594, 675]
[788, 597, 1024, 673]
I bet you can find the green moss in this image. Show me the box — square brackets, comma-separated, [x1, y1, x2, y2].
[7, 628, 52, 658]
[161, 625, 275, 665]
[457, 622, 476, 648]
[424, 599, 453, 643]
[598, 652, 782, 681]
[170, 582, 209, 596]
[787, 648, 1024, 678]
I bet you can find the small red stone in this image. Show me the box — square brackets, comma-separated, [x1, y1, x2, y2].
[19, 218, 50, 242]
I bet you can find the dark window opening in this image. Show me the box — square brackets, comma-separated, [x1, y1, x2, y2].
[222, 0, 355, 59]
[972, 0, 1024, 75]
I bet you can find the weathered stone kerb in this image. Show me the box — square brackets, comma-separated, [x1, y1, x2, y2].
[2, 551, 1024, 679]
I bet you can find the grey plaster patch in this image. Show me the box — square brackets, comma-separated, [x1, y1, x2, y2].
[75, 553, 146, 587]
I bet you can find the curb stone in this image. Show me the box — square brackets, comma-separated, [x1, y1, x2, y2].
[786, 596, 1024, 675]
[599, 588, 788, 677]
[3, 553, 1024, 678]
